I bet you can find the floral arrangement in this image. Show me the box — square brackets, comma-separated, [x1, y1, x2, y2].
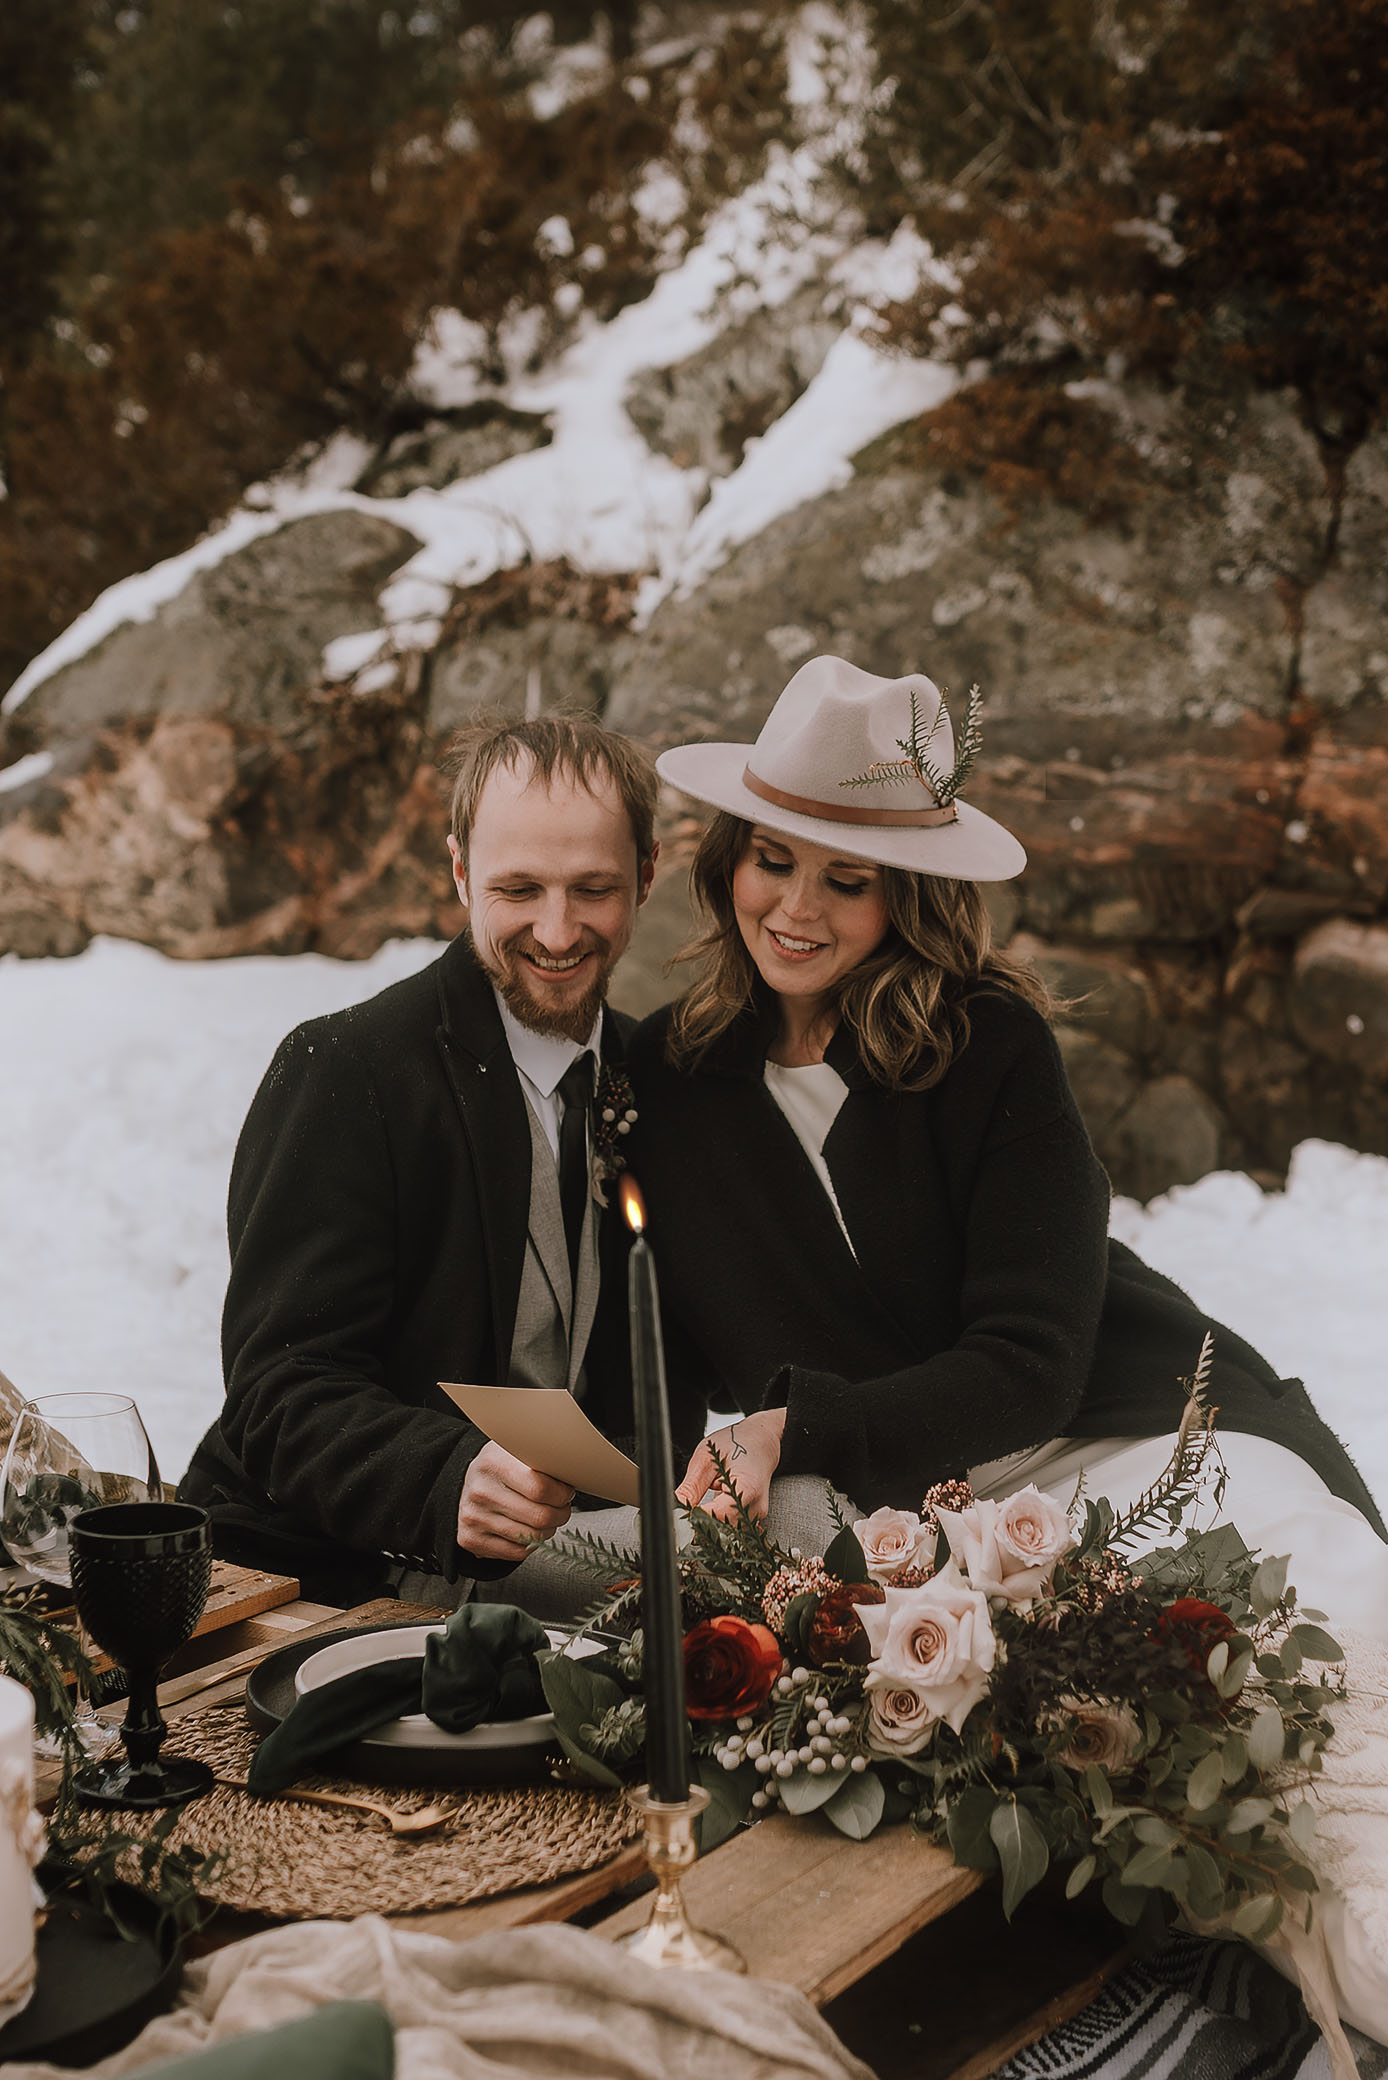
[542, 1354, 1346, 1946]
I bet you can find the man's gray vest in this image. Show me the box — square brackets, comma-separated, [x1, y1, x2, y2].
[506, 1093, 600, 1398]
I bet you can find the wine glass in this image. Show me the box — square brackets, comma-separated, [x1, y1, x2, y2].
[68, 1501, 214, 1810]
[0, 1394, 160, 1753]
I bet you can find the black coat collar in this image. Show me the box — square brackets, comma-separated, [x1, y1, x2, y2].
[692, 978, 876, 1092]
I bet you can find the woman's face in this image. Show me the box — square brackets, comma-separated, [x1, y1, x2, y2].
[731, 826, 891, 1007]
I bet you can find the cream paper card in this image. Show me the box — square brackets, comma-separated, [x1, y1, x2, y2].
[440, 1384, 640, 1507]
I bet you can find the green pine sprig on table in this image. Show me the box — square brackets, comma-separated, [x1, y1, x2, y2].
[839, 683, 984, 807]
[44, 1809, 225, 1942]
[0, 1585, 92, 1802]
[1, 1584, 222, 1937]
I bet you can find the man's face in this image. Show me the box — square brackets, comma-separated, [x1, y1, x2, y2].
[451, 758, 655, 1041]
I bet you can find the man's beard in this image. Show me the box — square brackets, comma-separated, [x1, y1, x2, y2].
[477, 929, 617, 1043]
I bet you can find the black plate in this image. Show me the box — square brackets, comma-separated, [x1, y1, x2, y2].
[0, 1879, 181, 2068]
[243, 1620, 565, 1788]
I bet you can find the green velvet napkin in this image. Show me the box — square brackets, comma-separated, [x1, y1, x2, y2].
[129, 2001, 393, 2080]
[247, 1604, 549, 1795]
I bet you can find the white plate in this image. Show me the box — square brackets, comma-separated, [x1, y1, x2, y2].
[292, 1624, 601, 1751]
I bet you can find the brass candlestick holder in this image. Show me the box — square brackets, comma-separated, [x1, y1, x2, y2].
[617, 1785, 745, 1973]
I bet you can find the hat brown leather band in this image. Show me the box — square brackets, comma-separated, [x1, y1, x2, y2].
[742, 766, 959, 829]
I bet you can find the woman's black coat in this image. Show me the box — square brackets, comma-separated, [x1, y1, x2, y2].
[627, 989, 1383, 1534]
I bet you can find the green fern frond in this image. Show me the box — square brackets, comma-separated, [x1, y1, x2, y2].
[1109, 1336, 1220, 1549]
[543, 1526, 641, 1578]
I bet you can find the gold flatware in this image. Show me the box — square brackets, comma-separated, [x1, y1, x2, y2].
[159, 1649, 276, 1706]
[214, 1775, 450, 1835]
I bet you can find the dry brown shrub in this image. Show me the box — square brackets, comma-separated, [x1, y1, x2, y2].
[437, 559, 641, 644]
[905, 374, 1148, 524]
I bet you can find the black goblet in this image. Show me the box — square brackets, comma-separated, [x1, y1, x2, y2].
[68, 1501, 215, 1810]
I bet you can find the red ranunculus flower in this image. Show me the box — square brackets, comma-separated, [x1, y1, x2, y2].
[806, 1582, 885, 1668]
[1153, 1598, 1238, 1688]
[683, 1616, 783, 1720]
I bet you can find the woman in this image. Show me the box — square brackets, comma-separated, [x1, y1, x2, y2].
[627, 654, 1388, 1641]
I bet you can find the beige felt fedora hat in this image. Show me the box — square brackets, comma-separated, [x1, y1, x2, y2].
[657, 655, 1026, 881]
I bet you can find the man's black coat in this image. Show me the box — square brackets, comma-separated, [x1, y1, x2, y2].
[180, 935, 655, 1602]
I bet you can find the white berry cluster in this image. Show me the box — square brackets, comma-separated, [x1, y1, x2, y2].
[707, 1662, 867, 1810]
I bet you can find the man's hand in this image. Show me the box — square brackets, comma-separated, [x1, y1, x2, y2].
[456, 1441, 575, 1561]
[676, 1407, 787, 1525]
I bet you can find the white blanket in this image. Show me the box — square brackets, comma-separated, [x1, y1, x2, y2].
[3, 1916, 877, 2080]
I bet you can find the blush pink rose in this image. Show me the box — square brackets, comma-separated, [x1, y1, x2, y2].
[935, 1485, 1073, 1605]
[852, 1506, 935, 1583]
[864, 1680, 938, 1756]
[1055, 1699, 1142, 1775]
[856, 1562, 996, 1739]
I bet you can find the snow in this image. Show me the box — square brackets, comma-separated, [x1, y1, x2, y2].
[2, 937, 1387, 1508]
[0, 752, 53, 795]
[655, 326, 955, 610]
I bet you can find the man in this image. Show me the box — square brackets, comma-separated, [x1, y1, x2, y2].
[180, 713, 675, 1606]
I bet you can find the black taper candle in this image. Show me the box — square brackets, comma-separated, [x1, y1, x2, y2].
[621, 1175, 692, 1804]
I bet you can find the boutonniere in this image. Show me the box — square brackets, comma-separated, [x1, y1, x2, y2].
[592, 1064, 638, 1206]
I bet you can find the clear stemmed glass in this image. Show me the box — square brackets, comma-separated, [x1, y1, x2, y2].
[0, 1393, 161, 1754]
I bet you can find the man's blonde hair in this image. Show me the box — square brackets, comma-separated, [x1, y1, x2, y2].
[446, 712, 658, 865]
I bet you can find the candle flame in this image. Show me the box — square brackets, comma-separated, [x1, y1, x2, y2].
[618, 1173, 646, 1234]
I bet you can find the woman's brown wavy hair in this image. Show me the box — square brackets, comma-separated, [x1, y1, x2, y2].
[666, 813, 1051, 1092]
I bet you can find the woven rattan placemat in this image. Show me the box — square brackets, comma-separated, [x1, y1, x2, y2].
[92, 1703, 640, 1920]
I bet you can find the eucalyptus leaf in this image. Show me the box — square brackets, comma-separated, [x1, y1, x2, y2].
[1133, 1816, 1178, 1847]
[1231, 1893, 1284, 1940]
[696, 1757, 755, 1852]
[1187, 1749, 1225, 1812]
[1226, 1796, 1275, 1836]
[1206, 1640, 1229, 1683]
[825, 1769, 886, 1840]
[1217, 1648, 1253, 1699]
[1219, 1732, 1248, 1785]
[1288, 1802, 1319, 1856]
[1084, 1763, 1113, 1817]
[1184, 1843, 1226, 1917]
[779, 1767, 845, 1815]
[1247, 1704, 1286, 1772]
[1065, 1854, 1097, 1899]
[1160, 1855, 1191, 1903]
[1249, 1554, 1289, 1619]
[538, 1652, 628, 1789]
[1121, 1842, 1176, 1888]
[946, 1786, 1002, 1870]
[1289, 1623, 1344, 1664]
[989, 1800, 1049, 1919]
[1101, 1875, 1148, 1927]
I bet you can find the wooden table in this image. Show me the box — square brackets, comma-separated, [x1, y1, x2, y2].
[57, 1596, 1127, 2079]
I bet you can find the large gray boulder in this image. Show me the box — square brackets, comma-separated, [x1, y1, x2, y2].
[7, 511, 422, 742]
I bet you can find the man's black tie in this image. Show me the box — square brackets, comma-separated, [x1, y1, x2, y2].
[557, 1053, 596, 1287]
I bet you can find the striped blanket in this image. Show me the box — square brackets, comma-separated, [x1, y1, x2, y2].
[996, 1937, 1388, 2080]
